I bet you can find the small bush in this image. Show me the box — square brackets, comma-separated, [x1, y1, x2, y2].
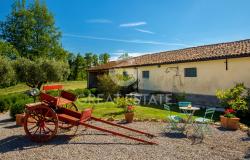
[72, 88, 85, 96]
[83, 89, 91, 97]
[90, 88, 97, 95]
[216, 83, 248, 111]
[46, 90, 59, 96]
[0, 93, 33, 114]
[9, 100, 27, 119]
[171, 92, 186, 102]
[0, 97, 10, 112]
[114, 97, 137, 108]
[97, 74, 120, 100]
[68, 88, 91, 97]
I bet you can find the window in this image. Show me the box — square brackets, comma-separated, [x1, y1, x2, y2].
[184, 68, 197, 77]
[123, 71, 128, 77]
[142, 71, 149, 79]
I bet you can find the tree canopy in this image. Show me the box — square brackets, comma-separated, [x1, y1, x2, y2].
[99, 53, 110, 64]
[0, 0, 68, 60]
[0, 56, 16, 87]
[118, 53, 131, 60]
[0, 40, 19, 59]
[0, 0, 111, 88]
[13, 57, 70, 89]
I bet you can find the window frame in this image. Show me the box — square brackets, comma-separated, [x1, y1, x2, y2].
[142, 70, 150, 79]
[184, 67, 197, 77]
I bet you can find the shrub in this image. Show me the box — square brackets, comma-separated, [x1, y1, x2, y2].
[9, 100, 27, 119]
[171, 92, 186, 102]
[114, 97, 137, 108]
[72, 88, 85, 96]
[46, 90, 59, 96]
[83, 89, 91, 97]
[0, 93, 33, 113]
[97, 74, 120, 100]
[68, 88, 91, 97]
[90, 88, 97, 95]
[0, 97, 10, 112]
[216, 83, 248, 111]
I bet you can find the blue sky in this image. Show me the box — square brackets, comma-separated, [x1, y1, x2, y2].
[1, 0, 250, 60]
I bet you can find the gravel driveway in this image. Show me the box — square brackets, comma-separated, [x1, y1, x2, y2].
[0, 112, 249, 160]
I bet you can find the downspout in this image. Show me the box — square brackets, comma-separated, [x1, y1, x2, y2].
[136, 67, 139, 92]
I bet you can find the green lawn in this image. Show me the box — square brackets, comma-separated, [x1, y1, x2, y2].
[0, 81, 86, 96]
[0, 81, 222, 122]
[75, 97, 221, 121]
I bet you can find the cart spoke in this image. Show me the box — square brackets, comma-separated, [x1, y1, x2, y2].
[45, 126, 53, 133]
[24, 105, 58, 142]
[28, 124, 37, 131]
[30, 114, 39, 121]
[42, 127, 49, 135]
[27, 119, 37, 123]
[33, 126, 40, 135]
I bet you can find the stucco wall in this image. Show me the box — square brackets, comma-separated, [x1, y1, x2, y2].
[114, 57, 250, 96]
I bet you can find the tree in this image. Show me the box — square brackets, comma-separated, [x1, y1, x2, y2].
[92, 54, 99, 66]
[0, 0, 67, 60]
[99, 53, 110, 64]
[67, 52, 76, 80]
[72, 54, 85, 80]
[84, 52, 93, 68]
[0, 56, 16, 87]
[13, 57, 70, 89]
[118, 53, 131, 60]
[0, 40, 19, 59]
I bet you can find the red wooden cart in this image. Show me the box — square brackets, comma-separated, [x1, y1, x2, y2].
[22, 85, 157, 145]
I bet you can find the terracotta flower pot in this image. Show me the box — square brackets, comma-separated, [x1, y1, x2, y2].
[125, 112, 134, 123]
[220, 115, 240, 130]
[16, 114, 25, 126]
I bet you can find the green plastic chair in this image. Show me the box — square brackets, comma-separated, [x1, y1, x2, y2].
[164, 103, 184, 133]
[193, 108, 216, 136]
[195, 108, 215, 123]
[178, 101, 193, 122]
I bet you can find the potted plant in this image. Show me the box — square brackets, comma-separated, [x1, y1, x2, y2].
[114, 97, 137, 123]
[216, 83, 249, 130]
[124, 105, 135, 123]
[220, 108, 240, 130]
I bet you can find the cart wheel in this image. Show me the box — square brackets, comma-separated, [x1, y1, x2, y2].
[24, 105, 58, 142]
[59, 103, 78, 130]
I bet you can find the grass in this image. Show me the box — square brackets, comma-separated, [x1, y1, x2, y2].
[0, 81, 222, 122]
[75, 97, 221, 121]
[0, 81, 86, 96]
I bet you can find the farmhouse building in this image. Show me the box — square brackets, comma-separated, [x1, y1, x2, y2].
[87, 39, 250, 105]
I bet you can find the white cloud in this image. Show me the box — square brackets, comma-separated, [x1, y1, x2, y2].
[110, 50, 165, 60]
[85, 19, 112, 23]
[63, 33, 191, 47]
[110, 52, 149, 61]
[135, 28, 155, 34]
[120, 21, 146, 27]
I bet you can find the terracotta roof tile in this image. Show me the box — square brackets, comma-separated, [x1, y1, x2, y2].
[88, 39, 250, 71]
[87, 60, 126, 71]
